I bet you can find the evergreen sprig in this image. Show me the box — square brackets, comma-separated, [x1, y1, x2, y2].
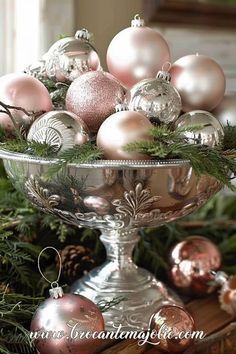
[0, 291, 42, 354]
[44, 143, 103, 179]
[1, 140, 56, 157]
[223, 123, 236, 150]
[125, 124, 236, 190]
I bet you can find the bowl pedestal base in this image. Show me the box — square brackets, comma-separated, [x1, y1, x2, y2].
[71, 229, 181, 331]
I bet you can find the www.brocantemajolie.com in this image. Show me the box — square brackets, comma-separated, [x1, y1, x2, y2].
[30, 315, 206, 347]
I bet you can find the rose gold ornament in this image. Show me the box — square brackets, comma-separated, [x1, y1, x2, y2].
[214, 271, 236, 316]
[150, 305, 195, 353]
[174, 110, 224, 147]
[66, 71, 126, 132]
[96, 107, 153, 160]
[31, 292, 104, 354]
[31, 247, 105, 354]
[169, 236, 222, 295]
[170, 54, 226, 112]
[27, 111, 89, 152]
[107, 14, 170, 88]
[213, 93, 236, 126]
[0, 73, 52, 134]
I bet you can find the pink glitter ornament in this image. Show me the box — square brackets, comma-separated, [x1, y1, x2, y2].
[65, 71, 126, 132]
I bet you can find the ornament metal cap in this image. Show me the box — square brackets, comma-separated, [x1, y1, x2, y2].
[115, 103, 128, 112]
[156, 62, 172, 82]
[213, 271, 228, 286]
[131, 14, 145, 27]
[49, 283, 64, 299]
[75, 28, 90, 41]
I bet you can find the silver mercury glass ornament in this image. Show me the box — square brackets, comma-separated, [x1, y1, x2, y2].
[24, 59, 47, 78]
[174, 110, 224, 147]
[45, 29, 101, 82]
[27, 110, 90, 152]
[129, 63, 182, 124]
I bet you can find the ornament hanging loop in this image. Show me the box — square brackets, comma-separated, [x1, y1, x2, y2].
[162, 61, 172, 72]
[38, 246, 64, 299]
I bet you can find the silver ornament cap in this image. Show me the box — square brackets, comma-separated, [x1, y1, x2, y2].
[75, 28, 90, 41]
[115, 103, 129, 112]
[49, 285, 64, 299]
[131, 14, 145, 27]
[156, 70, 171, 83]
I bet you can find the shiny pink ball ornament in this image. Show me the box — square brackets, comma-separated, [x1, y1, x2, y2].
[106, 14, 170, 88]
[66, 71, 126, 132]
[97, 106, 153, 160]
[170, 54, 226, 112]
[0, 73, 52, 133]
[30, 288, 104, 354]
[169, 236, 222, 296]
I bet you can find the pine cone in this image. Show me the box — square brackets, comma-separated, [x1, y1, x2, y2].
[18, 232, 37, 243]
[0, 282, 14, 294]
[57, 245, 96, 284]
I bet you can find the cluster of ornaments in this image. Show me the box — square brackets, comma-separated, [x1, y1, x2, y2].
[0, 14, 234, 159]
[169, 235, 236, 317]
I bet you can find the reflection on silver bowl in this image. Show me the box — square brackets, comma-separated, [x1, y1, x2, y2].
[0, 149, 222, 331]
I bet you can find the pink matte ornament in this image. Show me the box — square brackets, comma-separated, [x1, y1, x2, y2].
[170, 54, 225, 112]
[96, 107, 153, 160]
[0, 73, 52, 133]
[31, 247, 105, 354]
[107, 14, 170, 88]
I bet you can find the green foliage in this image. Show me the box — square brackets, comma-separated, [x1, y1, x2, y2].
[125, 124, 236, 189]
[223, 123, 236, 150]
[0, 291, 42, 354]
[50, 86, 69, 109]
[1, 140, 56, 157]
[36, 76, 69, 109]
[44, 143, 103, 179]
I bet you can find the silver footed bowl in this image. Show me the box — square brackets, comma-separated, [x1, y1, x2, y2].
[0, 149, 222, 331]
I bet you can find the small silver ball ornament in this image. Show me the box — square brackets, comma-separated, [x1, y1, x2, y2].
[129, 69, 182, 124]
[45, 29, 101, 82]
[27, 110, 90, 152]
[174, 110, 224, 147]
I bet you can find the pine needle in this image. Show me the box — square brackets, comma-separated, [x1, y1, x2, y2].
[44, 143, 103, 179]
[223, 123, 236, 150]
[125, 124, 236, 190]
[1, 140, 56, 157]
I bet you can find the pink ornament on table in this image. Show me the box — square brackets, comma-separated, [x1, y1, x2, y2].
[170, 54, 226, 112]
[106, 14, 170, 88]
[96, 105, 153, 160]
[169, 236, 222, 296]
[0, 73, 52, 134]
[31, 247, 105, 354]
[66, 71, 126, 132]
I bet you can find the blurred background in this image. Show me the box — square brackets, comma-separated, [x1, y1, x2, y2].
[0, 0, 236, 90]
